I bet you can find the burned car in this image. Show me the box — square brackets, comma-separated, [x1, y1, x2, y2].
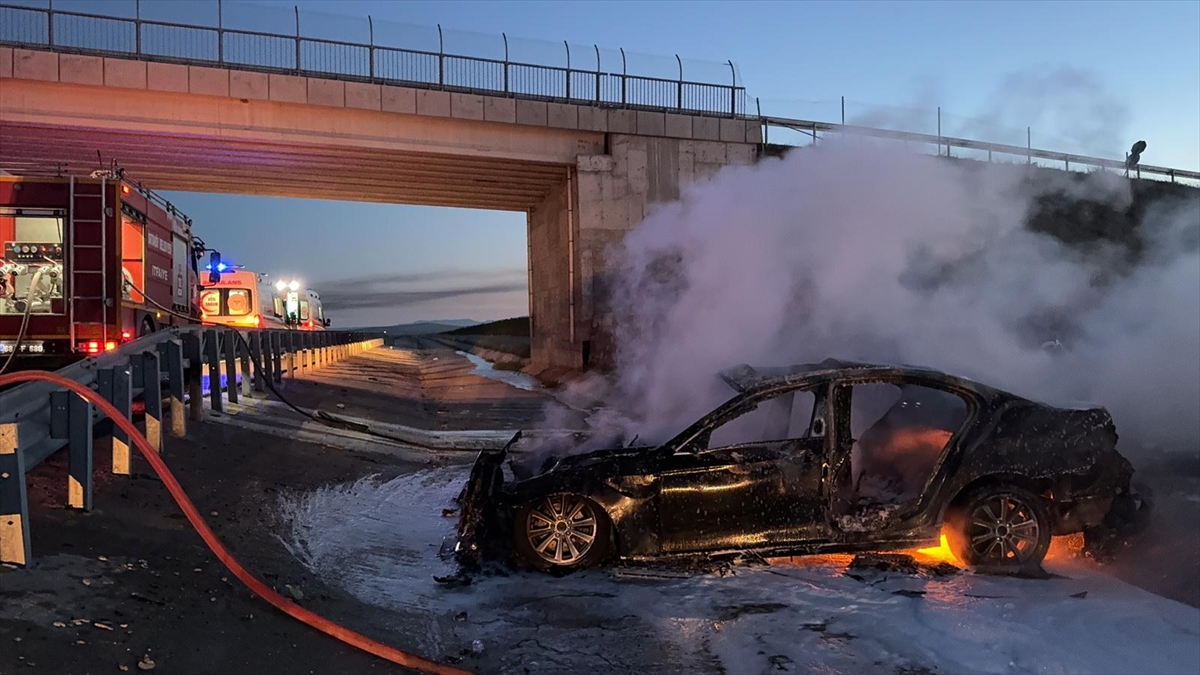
[452, 359, 1148, 573]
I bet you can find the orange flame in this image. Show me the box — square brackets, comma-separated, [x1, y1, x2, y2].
[914, 532, 963, 566]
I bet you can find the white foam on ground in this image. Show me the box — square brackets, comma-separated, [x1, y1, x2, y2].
[277, 469, 1200, 674]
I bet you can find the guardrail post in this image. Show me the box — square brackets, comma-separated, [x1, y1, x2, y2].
[368, 15, 375, 80]
[271, 332, 283, 384]
[254, 332, 270, 390]
[52, 390, 91, 509]
[223, 330, 238, 404]
[140, 351, 163, 452]
[239, 332, 253, 398]
[280, 334, 291, 379]
[158, 339, 186, 438]
[204, 330, 222, 412]
[0, 423, 30, 565]
[97, 365, 133, 476]
[182, 333, 203, 422]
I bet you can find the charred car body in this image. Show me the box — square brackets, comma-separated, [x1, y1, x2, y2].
[452, 360, 1148, 573]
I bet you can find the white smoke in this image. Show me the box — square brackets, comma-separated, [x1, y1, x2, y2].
[571, 141, 1199, 458]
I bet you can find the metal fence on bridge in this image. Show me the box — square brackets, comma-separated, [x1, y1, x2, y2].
[0, 325, 384, 565]
[0, 2, 747, 117]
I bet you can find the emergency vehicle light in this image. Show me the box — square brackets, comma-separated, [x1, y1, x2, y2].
[204, 262, 229, 272]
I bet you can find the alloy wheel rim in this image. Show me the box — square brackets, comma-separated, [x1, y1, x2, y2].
[967, 494, 1041, 564]
[526, 494, 598, 565]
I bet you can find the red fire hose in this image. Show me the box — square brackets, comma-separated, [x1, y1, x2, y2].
[0, 369, 472, 675]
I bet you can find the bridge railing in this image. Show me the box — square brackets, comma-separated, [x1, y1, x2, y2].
[757, 113, 1200, 185]
[0, 325, 384, 565]
[0, 3, 747, 117]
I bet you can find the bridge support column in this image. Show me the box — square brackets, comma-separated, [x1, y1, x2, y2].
[527, 134, 756, 373]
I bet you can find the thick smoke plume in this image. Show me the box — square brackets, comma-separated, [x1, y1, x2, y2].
[568, 142, 1198, 459]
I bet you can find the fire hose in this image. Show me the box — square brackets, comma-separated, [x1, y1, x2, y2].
[0, 368, 472, 675]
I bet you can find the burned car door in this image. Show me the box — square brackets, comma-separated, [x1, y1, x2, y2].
[828, 377, 971, 532]
[656, 384, 832, 554]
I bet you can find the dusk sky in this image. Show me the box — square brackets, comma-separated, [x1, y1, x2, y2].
[32, 0, 1199, 328]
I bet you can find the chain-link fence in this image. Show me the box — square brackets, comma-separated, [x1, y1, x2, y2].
[0, 0, 747, 116]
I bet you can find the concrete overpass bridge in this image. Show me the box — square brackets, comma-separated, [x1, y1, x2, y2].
[0, 3, 763, 372]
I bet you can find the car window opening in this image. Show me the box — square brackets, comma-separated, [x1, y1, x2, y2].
[837, 382, 968, 527]
[709, 389, 819, 448]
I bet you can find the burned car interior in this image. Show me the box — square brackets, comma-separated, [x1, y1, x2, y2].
[451, 359, 1149, 575]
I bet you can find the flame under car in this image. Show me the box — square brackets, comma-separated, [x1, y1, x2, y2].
[451, 360, 1149, 573]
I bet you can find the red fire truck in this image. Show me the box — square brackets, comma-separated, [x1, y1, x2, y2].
[0, 169, 208, 368]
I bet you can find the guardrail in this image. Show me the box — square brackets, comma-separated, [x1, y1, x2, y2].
[0, 326, 384, 565]
[758, 114, 1200, 184]
[0, 2, 746, 117]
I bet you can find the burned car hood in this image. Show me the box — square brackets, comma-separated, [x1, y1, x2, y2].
[508, 444, 663, 482]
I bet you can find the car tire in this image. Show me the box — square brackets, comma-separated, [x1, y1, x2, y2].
[512, 493, 613, 572]
[945, 484, 1051, 570]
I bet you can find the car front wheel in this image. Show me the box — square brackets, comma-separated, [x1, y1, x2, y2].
[512, 493, 612, 572]
[946, 484, 1051, 570]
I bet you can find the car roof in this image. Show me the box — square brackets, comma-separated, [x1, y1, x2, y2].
[717, 359, 1011, 399]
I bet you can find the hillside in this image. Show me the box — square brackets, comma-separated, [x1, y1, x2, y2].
[354, 319, 478, 335]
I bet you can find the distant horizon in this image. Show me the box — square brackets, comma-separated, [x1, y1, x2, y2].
[342, 316, 529, 331]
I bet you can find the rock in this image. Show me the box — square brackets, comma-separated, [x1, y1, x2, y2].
[82, 579, 93, 586]
[470, 639, 484, 655]
[137, 656, 155, 671]
[209, 511, 218, 517]
[336, 403, 346, 409]
[454, 611, 468, 622]
[283, 584, 304, 601]
[94, 622, 114, 631]
[52, 621, 66, 628]
[120, 666, 130, 672]
[98, 556, 108, 562]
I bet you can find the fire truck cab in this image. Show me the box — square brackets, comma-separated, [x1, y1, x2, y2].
[1, 170, 204, 366]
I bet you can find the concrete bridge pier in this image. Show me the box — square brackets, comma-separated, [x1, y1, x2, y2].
[528, 134, 758, 373]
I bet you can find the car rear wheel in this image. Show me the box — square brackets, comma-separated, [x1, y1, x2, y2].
[512, 493, 612, 572]
[946, 485, 1051, 570]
